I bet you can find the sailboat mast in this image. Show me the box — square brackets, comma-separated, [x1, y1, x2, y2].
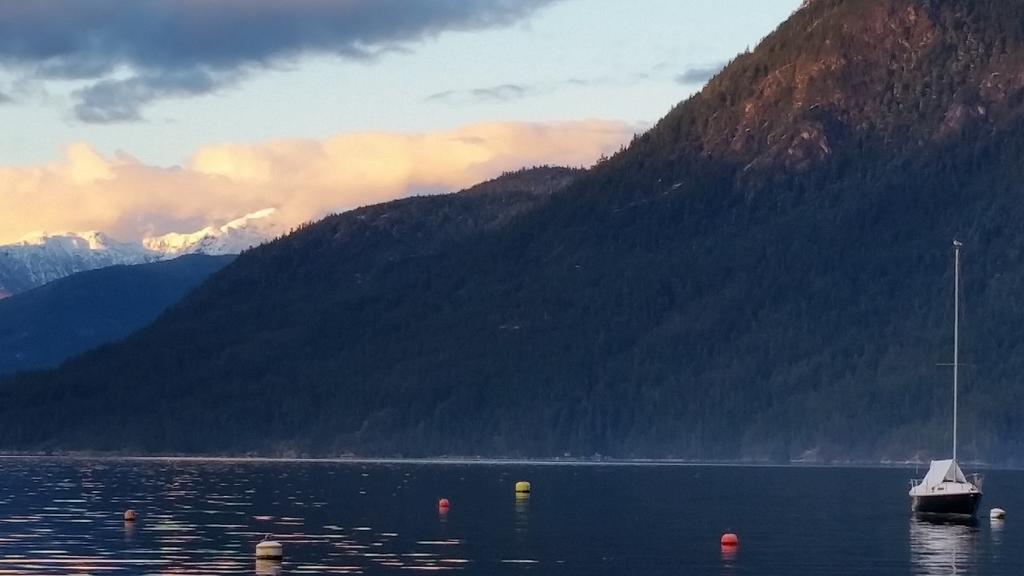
[953, 239, 962, 462]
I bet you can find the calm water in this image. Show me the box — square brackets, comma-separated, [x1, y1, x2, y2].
[0, 458, 1020, 575]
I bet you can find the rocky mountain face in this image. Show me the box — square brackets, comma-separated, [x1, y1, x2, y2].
[3, 0, 1024, 462]
[625, 0, 1024, 182]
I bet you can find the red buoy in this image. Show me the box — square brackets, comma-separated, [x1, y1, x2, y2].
[720, 533, 738, 547]
[438, 498, 450, 512]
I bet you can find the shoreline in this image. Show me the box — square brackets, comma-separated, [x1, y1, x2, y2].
[0, 453, 1013, 470]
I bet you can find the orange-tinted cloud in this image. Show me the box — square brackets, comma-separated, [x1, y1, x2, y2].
[0, 120, 633, 244]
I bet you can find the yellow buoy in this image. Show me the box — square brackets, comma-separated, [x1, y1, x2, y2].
[515, 481, 532, 494]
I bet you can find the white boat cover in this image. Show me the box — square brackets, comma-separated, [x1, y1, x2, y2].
[921, 459, 967, 487]
[910, 459, 979, 497]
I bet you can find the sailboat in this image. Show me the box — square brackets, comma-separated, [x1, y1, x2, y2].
[908, 240, 983, 517]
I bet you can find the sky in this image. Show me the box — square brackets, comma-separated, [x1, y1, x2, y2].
[0, 0, 802, 244]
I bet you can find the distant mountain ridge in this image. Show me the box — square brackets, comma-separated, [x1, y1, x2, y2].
[0, 231, 156, 297]
[4, 0, 1024, 462]
[0, 254, 234, 377]
[142, 208, 281, 257]
[0, 209, 278, 297]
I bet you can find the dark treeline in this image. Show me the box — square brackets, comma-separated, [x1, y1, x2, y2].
[3, 0, 1024, 462]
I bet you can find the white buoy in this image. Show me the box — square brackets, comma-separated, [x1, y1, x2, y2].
[255, 559, 283, 576]
[991, 508, 1006, 520]
[256, 535, 283, 560]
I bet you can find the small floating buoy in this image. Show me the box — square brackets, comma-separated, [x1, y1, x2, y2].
[438, 498, 451, 512]
[515, 481, 532, 494]
[255, 558, 283, 576]
[123, 509, 136, 522]
[991, 508, 1007, 520]
[720, 533, 739, 547]
[256, 535, 283, 560]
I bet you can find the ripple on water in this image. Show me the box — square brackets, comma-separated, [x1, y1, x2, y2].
[0, 458, 483, 574]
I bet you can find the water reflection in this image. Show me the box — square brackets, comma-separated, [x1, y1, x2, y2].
[0, 459, 472, 575]
[909, 517, 979, 575]
[514, 493, 529, 538]
[720, 543, 738, 569]
[2, 460, 1021, 575]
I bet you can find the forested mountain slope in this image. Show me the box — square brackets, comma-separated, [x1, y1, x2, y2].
[0, 255, 233, 376]
[3, 0, 1024, 463]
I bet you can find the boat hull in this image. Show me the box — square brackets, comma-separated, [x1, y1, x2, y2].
[912, 492, 982, 517]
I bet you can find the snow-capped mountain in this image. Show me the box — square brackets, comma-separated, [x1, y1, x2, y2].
[143, 208, 280, 257]
[0, 208, 279, 298]
[0, 232, 159, 297]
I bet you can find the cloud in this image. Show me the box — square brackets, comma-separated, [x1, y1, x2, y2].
[427, 83, 536, 104]
[0, 0, 560, 122]
[427, 70, 664, 106]
[0, 120, 634, 244]
[675, 63, 726, 85]
[73, 69, 236, 123]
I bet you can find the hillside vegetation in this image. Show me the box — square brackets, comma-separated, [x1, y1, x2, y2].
[3, 0, 1024, 462]
[0, 255, 233, 376]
